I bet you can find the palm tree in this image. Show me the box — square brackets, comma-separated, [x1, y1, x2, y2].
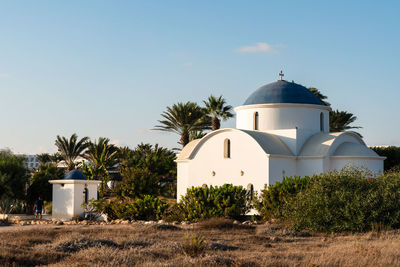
[190, 130, 207, 141]
[85, 137, 119, 176]
[309, 88, 330, 106]
[203, 95, 234, 130]
[85, 137, 119, 194]
[55, 134, 90, 171]
[36, 153, 51, 165]
[330, 110, 361, 132]
[154, 102, 211, 147]
[309, 88, 361, 133]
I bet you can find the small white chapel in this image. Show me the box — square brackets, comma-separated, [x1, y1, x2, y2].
[176, 73, 384, 199]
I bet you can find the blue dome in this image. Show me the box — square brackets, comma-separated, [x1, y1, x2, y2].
[244, 80, 324, 106]
[64, 170, 87, 180]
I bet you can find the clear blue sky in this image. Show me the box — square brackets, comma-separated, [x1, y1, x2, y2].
[0, 0, 399, 154]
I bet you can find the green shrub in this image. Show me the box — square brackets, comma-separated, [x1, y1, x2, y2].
[256, 176, 311, 220]
[102, 196, 168, 221]
[286, 170, 400, 232]
[162, 203, 185, 222]
[179, 184, 250, 221]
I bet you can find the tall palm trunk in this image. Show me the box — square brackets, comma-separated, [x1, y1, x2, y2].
[211, 117, 220, 131]
[181, 132, 190, 147]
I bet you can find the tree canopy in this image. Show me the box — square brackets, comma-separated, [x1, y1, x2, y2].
[203, 95, 234, 131]
[0, 150, 29, 200]
[154, 102, 211, 147]
[55, 133, 89, 170]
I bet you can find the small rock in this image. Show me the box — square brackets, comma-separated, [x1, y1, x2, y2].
[242, 220, 251, 225]
[121, 220, 129, 225]
[158, 220, 165, 224]
[272, 236, 281, 242]
[233, 220, 240, 225]
[172, 221, 179, 225]
[181, 221, 188, 225]
[21, 222, 27, 226]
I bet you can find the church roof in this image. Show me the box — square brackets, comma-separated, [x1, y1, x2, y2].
[176, 128, 293, 161]
[64, 170, 87, 180]
[243, 80, 324, 106]
[240, 130, 293, 156]
[299, 131, 382, 158]
[332, 142, 380, 157]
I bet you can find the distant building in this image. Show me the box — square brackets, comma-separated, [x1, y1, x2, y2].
[22, 155, 40, 170]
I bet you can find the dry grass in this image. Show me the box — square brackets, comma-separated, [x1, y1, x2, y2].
[1, 222, 400, 266]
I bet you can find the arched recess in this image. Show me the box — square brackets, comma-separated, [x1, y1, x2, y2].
[247, 183, 254, 200]
[320, 112, 324, 132]
[253, 112, 259, 130]
[83, 187, 88, 204]
[224, 138, 231, 158]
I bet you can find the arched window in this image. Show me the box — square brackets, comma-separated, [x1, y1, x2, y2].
[247, 183, 254, 200]
[253, 112, 259, 130]
[83, 187, 88, 204]
[224, 139, 231, 158]
[320, 112, 324, 132]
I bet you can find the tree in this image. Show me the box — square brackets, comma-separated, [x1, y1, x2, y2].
[27, 164, 64, 203]
[114, 167, 160, 199]
[308, 88, 330, 106]
[84, 137, 119, 194]
[0, 149, 29, 200]
[118, 143, 177, 197]
[37, 153, 52, 165]
[329, 110, 361, 132]
[190, 130, 207, 141]
[154, 102, 211, 147]
[55, 133, 89, 171]
[122, 143, 176, 178]
[203, 95, 234, 131]
[371, 146, 400, 171]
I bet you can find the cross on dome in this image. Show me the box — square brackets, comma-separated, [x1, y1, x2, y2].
[279, 70, 284, 80]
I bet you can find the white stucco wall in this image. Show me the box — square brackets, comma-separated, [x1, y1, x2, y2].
[177, 130, 270, 199]
[235, 104, 330, 133]
[268, 157, 296, 184]
[52, 183, 74, 220]
[50, 180, 101, 220]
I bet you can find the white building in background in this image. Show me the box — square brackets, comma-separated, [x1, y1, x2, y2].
[49, 170, 101, 220]
[23, 155, 39, 170]
[176, 75, 385, 199]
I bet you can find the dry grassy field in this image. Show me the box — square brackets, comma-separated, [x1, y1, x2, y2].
[1, 219, 400, 267]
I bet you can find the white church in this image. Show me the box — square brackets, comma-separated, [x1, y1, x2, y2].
[176, 75, 384, 199]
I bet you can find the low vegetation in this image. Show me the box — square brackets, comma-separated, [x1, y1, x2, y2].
[99, 195, 168, 221]
[256, 168, 400, 233]
[178, 184, 251, 221]
[2, 222, 400, 266]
